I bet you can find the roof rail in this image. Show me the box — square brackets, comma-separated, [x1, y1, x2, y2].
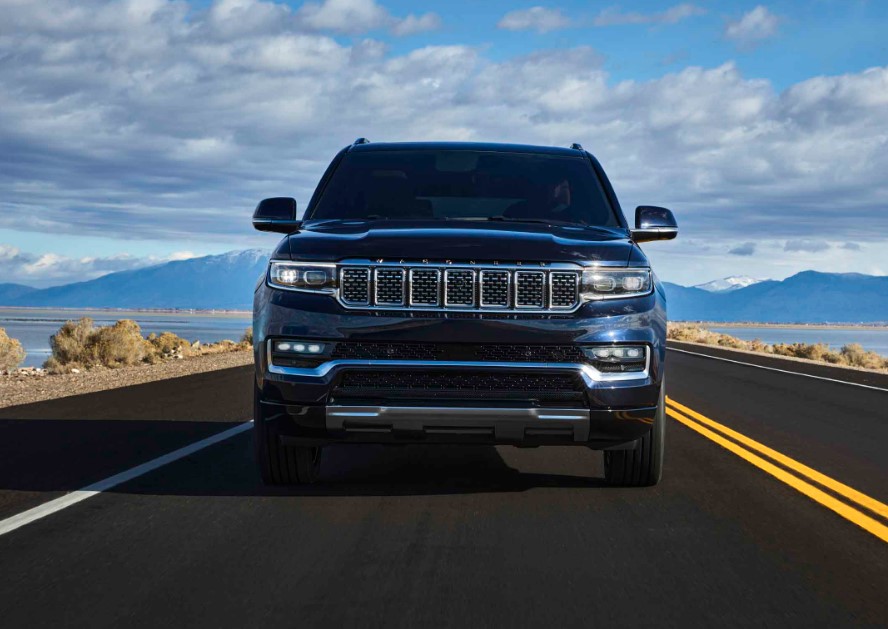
[353, 137, 370, 145]
[569, 143, 584, 151]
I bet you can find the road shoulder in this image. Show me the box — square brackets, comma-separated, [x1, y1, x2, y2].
[668, 341, 888, 389]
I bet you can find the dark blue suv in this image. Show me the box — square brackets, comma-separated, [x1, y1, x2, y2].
[251, 140, 677, 486]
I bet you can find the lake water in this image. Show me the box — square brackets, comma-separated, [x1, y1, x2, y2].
[1, 309, 252, 368]
[707, 326, 888, 357]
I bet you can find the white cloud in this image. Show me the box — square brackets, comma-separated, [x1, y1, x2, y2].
[784, 240, 830, 253]
[0, 244, 193, 287]
[295, 0, 439, 36]
[297, 0, 389, 33]
[593, 3, 705, 27]
[391, 13, 442, 37]
[497, 7, 571, 33]
[0, 0, 886, 285]
[725, 5, 780, 47]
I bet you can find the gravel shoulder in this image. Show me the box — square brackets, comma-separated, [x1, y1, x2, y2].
[0, 350, 254, 410]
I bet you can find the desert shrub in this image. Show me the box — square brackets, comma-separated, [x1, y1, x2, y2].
[148, 331, 192, 358]
[241, 327, 253, 347]
[0, 327, 26, 371]
[840, 343, 888, 370]
[49, 317, 96, 366]
[92, 320, 150, 367]
[668, 322, 886, 373]
[47, 318, 156, 371]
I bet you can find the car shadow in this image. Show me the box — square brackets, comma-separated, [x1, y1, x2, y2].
[0, 417, 609, 513]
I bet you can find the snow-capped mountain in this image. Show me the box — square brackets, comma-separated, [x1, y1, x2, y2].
[1, 249, 270, 309]
[694, 276, 764, 292]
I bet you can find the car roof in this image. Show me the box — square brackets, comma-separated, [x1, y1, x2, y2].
[348, 141, 586, 157]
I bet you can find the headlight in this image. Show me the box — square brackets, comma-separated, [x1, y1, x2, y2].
[580, 268, 652, 300]
[268, 261, 336, 293]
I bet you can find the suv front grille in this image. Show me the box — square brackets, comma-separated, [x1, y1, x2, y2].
[337, 262, 582, 312]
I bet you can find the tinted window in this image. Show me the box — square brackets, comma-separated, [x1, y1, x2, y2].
[309, 150, 619, 227]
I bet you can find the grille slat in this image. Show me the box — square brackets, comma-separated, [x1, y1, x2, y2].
[340, 268, 370, 305]
[338, 263, 580, 313]
[409, 269, 440, 306]
[375, 269, 405, 305]
[480, 270, 510, 307]
[444, 269, 476, 307]
[550, 272, 578, 309]
[515, 271, 545, 308]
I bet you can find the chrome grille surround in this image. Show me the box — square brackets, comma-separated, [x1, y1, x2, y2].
[408, 268, 441, 306]
[336, 261, 584, 313]
[514, 271, 545, 309]
[444, 269, 476, 308]
[340, 268, 370, 305]
[549, 272, 579, 309]
[479, 270, 510, 308]
[374, 268, 406, 305]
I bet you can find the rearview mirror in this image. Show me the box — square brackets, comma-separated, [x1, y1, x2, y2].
[252, 197, 302, 233]
[631, 206, 677, 243]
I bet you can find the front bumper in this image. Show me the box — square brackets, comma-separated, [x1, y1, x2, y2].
[254, 283, 667, 447]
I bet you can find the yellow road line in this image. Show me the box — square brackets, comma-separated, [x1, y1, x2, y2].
[666, 397, 888, 521]
[665, 407, 888, 543]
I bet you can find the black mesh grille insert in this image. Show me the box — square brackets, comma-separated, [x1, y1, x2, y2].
[339, 371, 582, 393]
[375, 269, 405, 305]
[515, 272, 545, 308]
[550, 272, 578, 308]
[341, 268, 370, 304]
[480, 270, 509, 307]
[445, 270, 475, 306]
[332, 342, 443, 361]
[410, 269, 440, 305]
[330, 342, 588, 363]
[475, 344, 585, 363]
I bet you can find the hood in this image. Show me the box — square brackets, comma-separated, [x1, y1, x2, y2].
[284, 220, 638, 265]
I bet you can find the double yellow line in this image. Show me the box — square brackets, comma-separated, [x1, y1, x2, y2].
[665, 397, 888, 543]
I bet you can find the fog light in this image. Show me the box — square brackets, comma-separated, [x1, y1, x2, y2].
[274, 340, 325, 354]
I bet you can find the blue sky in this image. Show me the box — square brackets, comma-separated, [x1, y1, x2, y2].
[1, 0, 886, 287]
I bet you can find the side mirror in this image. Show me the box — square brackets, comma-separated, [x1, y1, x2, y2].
[252, 197, 302, 233]
[631, 206, 678, 243]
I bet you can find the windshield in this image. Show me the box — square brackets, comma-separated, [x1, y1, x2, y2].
[309, 150, 620, 227]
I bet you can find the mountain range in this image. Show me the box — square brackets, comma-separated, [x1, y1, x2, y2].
[0, 250, 269, 310]
[693, 275, 763, 292]
[1, 250, 886, 323]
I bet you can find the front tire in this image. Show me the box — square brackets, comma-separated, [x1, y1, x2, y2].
[603, 383, 665, 487]
[254, 384, 322, 485]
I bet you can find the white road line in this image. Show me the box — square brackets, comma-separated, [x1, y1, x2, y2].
[0, 421, 252, 538]
[668, 347, 888, 393]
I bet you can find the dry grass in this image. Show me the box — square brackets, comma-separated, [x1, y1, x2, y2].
[668, 323, 888, 373]
[44, 317, 250, 374]
[0, 327, 25, 371]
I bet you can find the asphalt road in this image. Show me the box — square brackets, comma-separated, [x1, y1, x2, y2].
[1, 346, 886, 628]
